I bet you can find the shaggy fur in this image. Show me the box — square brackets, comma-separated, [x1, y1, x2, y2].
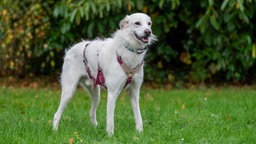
[53, 13, 156, 135]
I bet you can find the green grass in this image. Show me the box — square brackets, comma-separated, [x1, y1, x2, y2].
[1, 86, 256, 143]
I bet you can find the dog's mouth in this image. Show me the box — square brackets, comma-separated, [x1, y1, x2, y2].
[134, 32, 149, 43]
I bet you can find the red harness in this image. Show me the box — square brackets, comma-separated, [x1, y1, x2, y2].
[83, 43, 143, 89]
[83, 43, 107, 89]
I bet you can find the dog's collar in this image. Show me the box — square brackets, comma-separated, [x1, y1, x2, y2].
[124, 44, 148, 54]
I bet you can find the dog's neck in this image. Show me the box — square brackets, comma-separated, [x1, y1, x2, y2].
[114, 30, 148, 68]
[116, 43, 146, 69]
[124, 42, 149, 54]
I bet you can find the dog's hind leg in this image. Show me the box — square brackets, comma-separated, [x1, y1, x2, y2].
[53, 68, 80, 130]
[80, 81, 100, 126]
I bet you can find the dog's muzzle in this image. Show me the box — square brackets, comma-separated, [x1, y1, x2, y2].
[134, 29, 152, 43]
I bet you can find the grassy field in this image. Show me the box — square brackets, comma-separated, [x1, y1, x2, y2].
[0, 86, 256, 143]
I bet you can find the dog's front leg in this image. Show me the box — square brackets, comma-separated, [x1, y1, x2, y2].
[129, 84, 143, 132]
[106, 90, 119, 136]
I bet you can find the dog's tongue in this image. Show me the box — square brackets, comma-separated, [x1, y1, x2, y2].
[142, 37, 149, 43]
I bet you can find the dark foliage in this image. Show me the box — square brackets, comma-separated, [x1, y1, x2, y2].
[1, 0, 255, 84]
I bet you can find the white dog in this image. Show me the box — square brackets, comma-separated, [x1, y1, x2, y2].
[53, 13, 156, 135]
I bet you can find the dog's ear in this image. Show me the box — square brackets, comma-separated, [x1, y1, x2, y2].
[119, 15, 129, 29]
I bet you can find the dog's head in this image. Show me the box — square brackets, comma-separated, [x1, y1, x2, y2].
[119, 13, 156, 47]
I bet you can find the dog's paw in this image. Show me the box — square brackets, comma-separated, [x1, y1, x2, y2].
[106, 127, 114, 136]
[91, 120, 98, 127]
[107, 131, 114, 137]
[52, 124, 58, 131]
[53, 113, 61, 130]
[136, 126, 143, 133]
[89, 113, 98, 127]
[52, 118, 59, 130]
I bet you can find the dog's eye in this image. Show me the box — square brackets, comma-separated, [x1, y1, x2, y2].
[148, 22, 151, 26]
[135, 22, 141, 26]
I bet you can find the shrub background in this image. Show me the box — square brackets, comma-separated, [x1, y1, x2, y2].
[1, 0, 256, 85]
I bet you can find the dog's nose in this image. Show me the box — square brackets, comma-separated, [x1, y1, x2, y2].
[144, 29, 151, 36]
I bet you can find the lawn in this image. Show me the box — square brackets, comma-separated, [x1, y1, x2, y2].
[0, 86, 256, 143]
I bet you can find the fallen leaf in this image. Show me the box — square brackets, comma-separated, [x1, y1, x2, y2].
[181, 104, 185, 110]
[69, 138, 74, 144]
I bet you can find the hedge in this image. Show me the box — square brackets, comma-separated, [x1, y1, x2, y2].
[1, 0, 256, 84]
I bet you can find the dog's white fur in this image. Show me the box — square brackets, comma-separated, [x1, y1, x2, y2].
[53, 13, 156, 135]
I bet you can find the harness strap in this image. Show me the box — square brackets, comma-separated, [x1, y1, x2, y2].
[83, 43, 143, 90]
[83, 43, 107, 89]
[117, 54, 144, 88]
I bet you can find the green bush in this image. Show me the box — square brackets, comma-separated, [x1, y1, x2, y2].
[191, 0, 256, 83]
[1, 0, 256, 84]
[0, 0, 57, 76]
